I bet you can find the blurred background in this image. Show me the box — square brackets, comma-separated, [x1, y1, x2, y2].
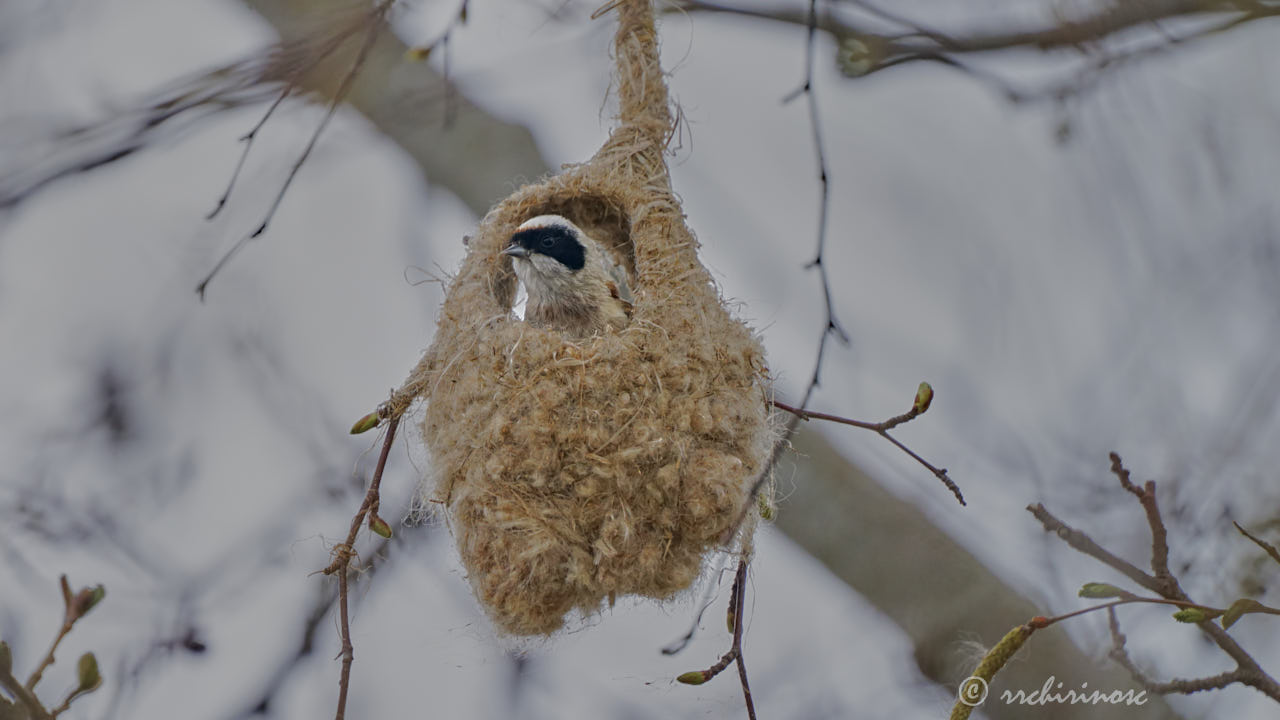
[2, 0, 1279, 717]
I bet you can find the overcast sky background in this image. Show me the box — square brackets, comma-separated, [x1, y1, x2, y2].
[2, 0, 1280, 718]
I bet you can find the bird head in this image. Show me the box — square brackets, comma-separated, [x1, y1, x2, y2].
[502, 214, 632, 335]
[502, 214, 590, 282]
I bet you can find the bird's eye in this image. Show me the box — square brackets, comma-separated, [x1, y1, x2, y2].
[540, 237, 555, 249]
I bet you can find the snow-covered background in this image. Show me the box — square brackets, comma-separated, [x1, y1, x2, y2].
[3, 0, 1280, 718]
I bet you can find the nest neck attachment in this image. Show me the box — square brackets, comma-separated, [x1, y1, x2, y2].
[609, 0, 672, 158]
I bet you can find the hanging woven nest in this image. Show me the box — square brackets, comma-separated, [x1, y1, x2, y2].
[388, 0, 772, 636]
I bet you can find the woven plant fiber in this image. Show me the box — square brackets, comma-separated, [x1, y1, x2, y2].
[392, 0, 772, 636]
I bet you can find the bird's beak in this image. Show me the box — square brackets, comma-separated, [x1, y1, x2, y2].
[502, 244, 529, 259]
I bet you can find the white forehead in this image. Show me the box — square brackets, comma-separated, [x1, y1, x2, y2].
[517, 214, 580, 233]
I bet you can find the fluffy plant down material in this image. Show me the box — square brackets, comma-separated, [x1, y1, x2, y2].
[388, 0, 773, 636]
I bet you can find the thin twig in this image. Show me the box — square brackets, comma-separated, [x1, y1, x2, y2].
[324, 413, 400, 720]
[662, 561, 728, 655]
[197, 1, 393, 300]
[772, 399, 964, 505]
[1, 17, 345, 210]
[48, 682, 94, 719]
[1234, 521, 1280, 567]
[1108, 453, 1177, 592]
[206, 85, 293, 220]
[1108, 606, 1250, 695]
[799, 0, 849, 352]
[769, 400, 908, 431]
[730, 560, 756, 720]
[676, 559, 756, 719]
[724, 0, 849, 547]
[25, 576, 77, 693]
[1037, 596, 1222, 628]
[676, 0, 1280, 104]
[1028, 503, 1161, 594]
[333, 562, 354, 720]
[792, 0, 848, 408]
[24, 627, 72, 696]
[679, 0, 1271, 60]
[1031, 455, 1280, 702]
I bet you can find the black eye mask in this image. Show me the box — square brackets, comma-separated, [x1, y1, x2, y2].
[509, 226, 586, 271]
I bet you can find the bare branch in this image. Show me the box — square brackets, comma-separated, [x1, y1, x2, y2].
[196, 1, 393, 300]
[1032, 456, 1280, 702]
[322, 412, 401, 720]
[674, 0, 1280, 101]
[679, 0, 1276, 59]
[726, 0, 854, 549]
[1235, 521, 1280, 567]
[1109, 453, 1178, 595]
[206, 86, 293, 221]
[675, 559, 756, 719]
[24, 617, 72, 695]
[730, 560, 756, 720]
[1028, 503, 1161, 593]
[0, 13, 358, 211]
[772, 398, 963, 504]
[1108, 606, 1250, 695]
[1, 0, 545, 220]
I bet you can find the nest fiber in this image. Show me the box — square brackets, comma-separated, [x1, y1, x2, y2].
[391, 0, 771, 636]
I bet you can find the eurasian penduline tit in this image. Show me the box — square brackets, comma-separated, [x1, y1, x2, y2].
[502, 214, 633, 338]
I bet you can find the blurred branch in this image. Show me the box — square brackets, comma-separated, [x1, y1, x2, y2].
[674, 0, 1280, 100]
[0, 0, 547, 216]
[196, 0, 394, 299]
[1235, 521, 1280, 567]
[773, 383, 965, 505]
[0, 576, 106, 720]
[227, 584, 336, 719]
[729, 0, 851, 550]
[780, 431, 1175, 719]
[1030, 453, 1280, 702]
[680, 0, 1278, 57]
[239, 0, 548, 214]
